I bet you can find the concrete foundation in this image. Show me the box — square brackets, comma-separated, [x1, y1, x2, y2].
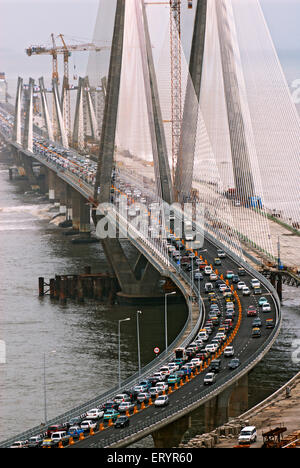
[152, 415, 191, 448]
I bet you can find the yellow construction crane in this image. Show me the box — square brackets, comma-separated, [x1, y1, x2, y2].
[26, 34, 110, 141]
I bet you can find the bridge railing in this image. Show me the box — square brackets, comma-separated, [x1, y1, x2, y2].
[98, 308, 281, 448]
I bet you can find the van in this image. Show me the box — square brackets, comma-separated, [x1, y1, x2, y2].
[238, 426, 257, 445]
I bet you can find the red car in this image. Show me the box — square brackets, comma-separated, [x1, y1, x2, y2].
[247, 306, 257, 317]
[46, 424, 67, 438]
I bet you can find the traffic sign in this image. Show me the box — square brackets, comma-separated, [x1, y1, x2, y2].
[154, 347, 160, 354]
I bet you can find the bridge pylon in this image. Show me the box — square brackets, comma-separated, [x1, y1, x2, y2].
[92, 0, 171, 302]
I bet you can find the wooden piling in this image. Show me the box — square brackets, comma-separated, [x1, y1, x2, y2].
[49, 279, 55, 299]
[39, 277, 45, 297]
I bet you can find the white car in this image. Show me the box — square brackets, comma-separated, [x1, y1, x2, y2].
[152, 372, 166, 382]
[262, 302, 271, 312]
[114, 394, 131, 405]
[197, 330, 208, 342]
[155, 382, 169, 392]
[167, 362, 179, 372]
[224, 346, 235, 357]
[85, 408, 104, 420]
[215, 333, 227, 342]
[250, 279, 260, 289]
[190, 358, 202, 367]
[242, 286, 251, 296]
[210, 273, 218, 281]
[154, 395, 169, 407]
[205, 344, 218, 353]
[10, 441, 26, 449]
[204, 266, 212, 275]
[159, 366, 171, 376]
[185, 232, 194, 241]
[238, 426, 257, 445]
[81, 420, 97, 431]
[217, 250, 226, 258]
[237, 281, 246, 290]
[204, 373, 216, 385]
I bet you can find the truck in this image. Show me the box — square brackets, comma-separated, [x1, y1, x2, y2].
[174, 347, 187, 363]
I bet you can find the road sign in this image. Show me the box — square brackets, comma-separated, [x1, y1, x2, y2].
[154, 347, 160, 355]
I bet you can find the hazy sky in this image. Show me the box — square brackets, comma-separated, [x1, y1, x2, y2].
[0, 0, 299, 89]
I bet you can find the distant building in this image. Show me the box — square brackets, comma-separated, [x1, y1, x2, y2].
[0, 73, 8, 103]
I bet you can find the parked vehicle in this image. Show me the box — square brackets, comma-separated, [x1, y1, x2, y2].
[238, 426, 257, 445]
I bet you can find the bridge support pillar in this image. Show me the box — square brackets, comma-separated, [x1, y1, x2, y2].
[79, 195, 91, 234]
[55, 178, 68, 217]
[48, 169, 58, 203]
[152, 415, 191, 448]
[204, 374, 248, 432]
[71, 189, 80, 231]
[18, 151, 38, 188]
[38, 165, 48, 195]
[270, 272, 283, 303]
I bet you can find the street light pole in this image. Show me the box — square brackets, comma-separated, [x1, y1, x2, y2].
[118, 318, 131, 389]
[165, 292, 176, 351]
[137, 310, 142, 376]
[43, 350, 56, 425]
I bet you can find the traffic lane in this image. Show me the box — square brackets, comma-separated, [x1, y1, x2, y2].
[71, 292, 276, 448]
[70, 309, 276, 448]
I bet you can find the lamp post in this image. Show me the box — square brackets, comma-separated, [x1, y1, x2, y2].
[118, 318, 131, 389]
[137, 310, 142, 376]
[165, 291, 176, 351]
[43, 350, 56, 425]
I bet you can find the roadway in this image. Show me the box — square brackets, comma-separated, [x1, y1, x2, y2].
[68, 236, 278, 448]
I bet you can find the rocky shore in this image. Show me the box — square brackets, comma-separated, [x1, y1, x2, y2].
[180, 371, 300, 448]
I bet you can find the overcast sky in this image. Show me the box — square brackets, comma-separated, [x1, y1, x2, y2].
[0, 0, 299, 90]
